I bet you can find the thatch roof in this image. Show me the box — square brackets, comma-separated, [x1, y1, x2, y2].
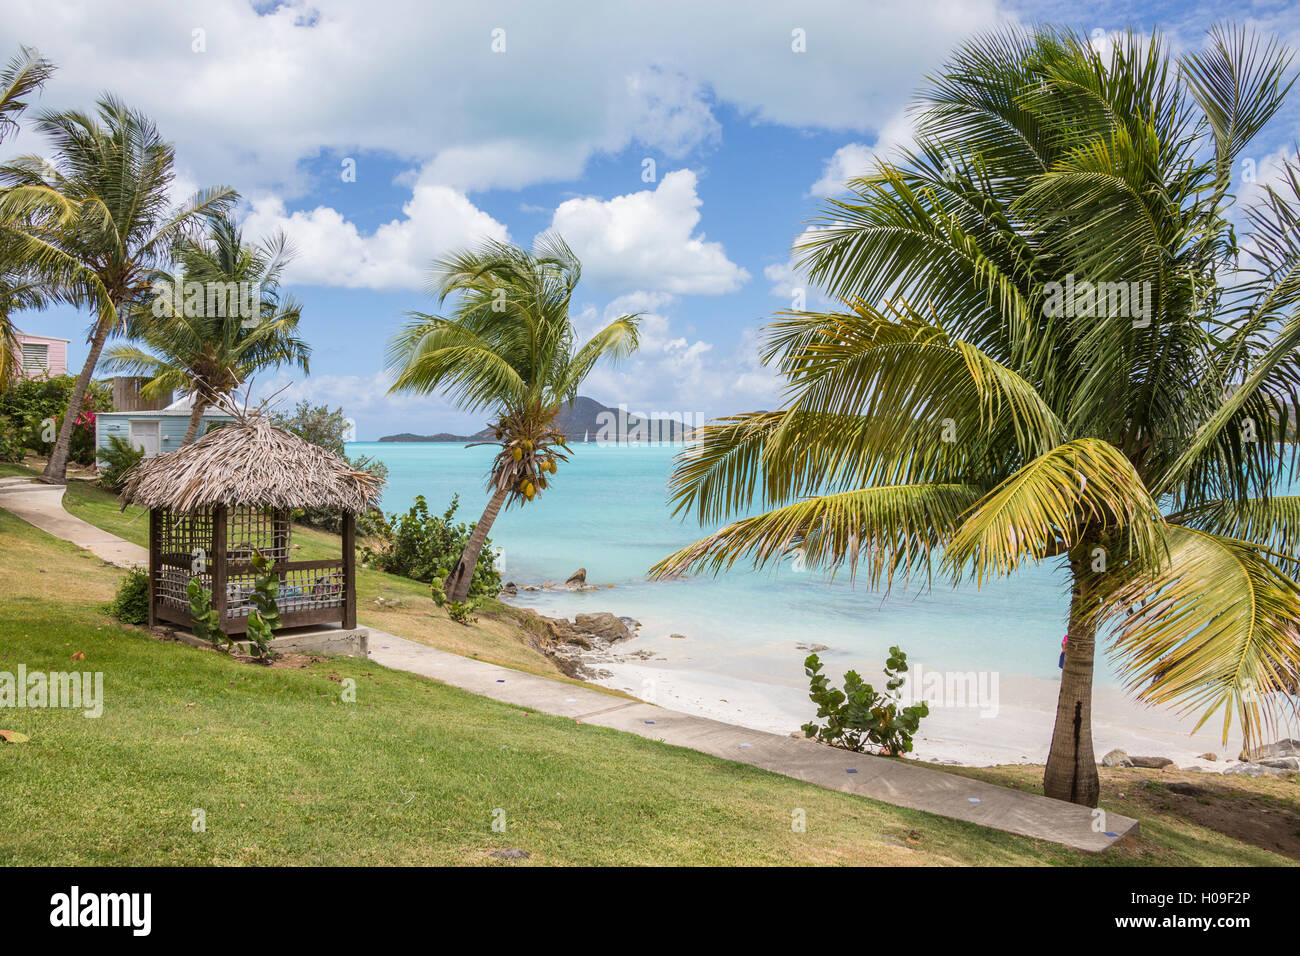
[119, 414, 383, 513]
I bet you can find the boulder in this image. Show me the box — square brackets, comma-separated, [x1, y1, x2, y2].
[574, 612, 632, 643]
[1239, 739, 1300, 762]
[1100, 749, 1133, 768]
[1129, 755, 1174, 769]
[564, 568, 587, 587]
[1224, 762, 1287, 778]
[1258, 756, 1300, 771]
[1166, 781, 1210, 796]
[1197, 752, 1218, 761]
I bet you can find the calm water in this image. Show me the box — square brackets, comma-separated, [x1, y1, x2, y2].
[350, 441, 1105, 685]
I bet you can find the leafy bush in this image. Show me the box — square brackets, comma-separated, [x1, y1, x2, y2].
[271, 399, 350, 454]
[0, 414, 24, 462]
[365, 494, 499, 589]
[801, 648, 929, 756]
[365, 494, 500, 623]
[187, 577, 226, 650]
[242, 550, 280, 659]
[97, 433, 144, 491]
[108, 567, 150, 625]
[0, 375, 111, 464]
[269, 399, 386, 533]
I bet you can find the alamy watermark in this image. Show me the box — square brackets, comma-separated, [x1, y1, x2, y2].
[897, 664, 1000, 718]
[0, 667, 104, 718]
[594, 405, 706, 445]
[150, 275, 264, 328]
[1042, 274, 1151, 328]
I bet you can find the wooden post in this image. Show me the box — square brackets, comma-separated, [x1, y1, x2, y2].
[147, 508, 159, 626]
[211, 506, 228, 634]
[342, 511, 357, 629]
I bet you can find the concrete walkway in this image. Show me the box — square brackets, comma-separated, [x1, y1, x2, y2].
[0, 477, 1138, 852]
[368, 629, 1137, 851]
[0, 478, 147, 568]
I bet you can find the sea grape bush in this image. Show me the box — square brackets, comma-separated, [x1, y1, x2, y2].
[364, 494, 501, 607]
[270, 399, 386, 534]
[801, 647, 929, 756]
[187, 577, 225, 649]
[242, 550, 281, 659]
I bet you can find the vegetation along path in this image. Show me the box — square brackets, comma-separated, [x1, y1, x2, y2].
[0, 479, 1137, 851]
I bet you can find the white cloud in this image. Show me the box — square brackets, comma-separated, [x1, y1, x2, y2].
[810, 112, 915, 197]
[1, 0, 1015, 195]
[764, 227, 836, 309]
[240, 178, 509, 290]
[550, 170, 749, 295]
[576, 293, 781, 417]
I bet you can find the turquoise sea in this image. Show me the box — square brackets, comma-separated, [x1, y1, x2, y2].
[350, 440, 1113, 686]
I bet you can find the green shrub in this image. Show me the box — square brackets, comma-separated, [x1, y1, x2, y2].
[107, 567, 150, 625]
[801, 648, 929, 756]
[0, 375, 110, 464]
[187, 577, 227, 650]
[242, 550, 280, 659]
[0, 414, 24, 462]
[364, 494, 500, 596]
[97, 433, 144, 491]
[268, 400, 387, 534]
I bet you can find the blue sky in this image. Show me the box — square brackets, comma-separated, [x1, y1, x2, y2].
[5, 0, 1299, 438]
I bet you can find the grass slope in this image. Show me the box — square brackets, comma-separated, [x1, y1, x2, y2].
[58, 479, 581, 683]
[0, 510, 1088, 865]
[3, 481, 1295, 865]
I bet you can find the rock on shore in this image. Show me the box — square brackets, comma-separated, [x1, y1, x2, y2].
[517, 609, 639, 679]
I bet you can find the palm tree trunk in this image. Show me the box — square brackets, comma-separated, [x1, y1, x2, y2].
[1043, 551, 1100, 806]
[41, 315, 112, 484]
[182, 399, 208, 444]
[444, 484, 509, 604]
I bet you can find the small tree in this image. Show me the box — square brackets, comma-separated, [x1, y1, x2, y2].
[386, 234, 639, 604]
[271, 399, 387, 533]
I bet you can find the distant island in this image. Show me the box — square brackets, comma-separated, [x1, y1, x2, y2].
[378, 395, 699, 443]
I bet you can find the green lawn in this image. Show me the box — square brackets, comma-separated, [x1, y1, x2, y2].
[58, 479, 594, 683]
[2, 508, 1296, 865]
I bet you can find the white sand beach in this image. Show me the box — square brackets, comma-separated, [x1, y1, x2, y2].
[575, 627, 1286, 771]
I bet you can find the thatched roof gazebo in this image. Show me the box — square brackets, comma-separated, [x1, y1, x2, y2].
[120, 414, 383, 636]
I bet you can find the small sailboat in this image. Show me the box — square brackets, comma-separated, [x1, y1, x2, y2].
[583, 429, 589, 443]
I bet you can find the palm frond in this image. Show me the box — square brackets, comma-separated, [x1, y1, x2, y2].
[945, 438, 1166, 583]
[651, 483, 984, 589]
[1100, 525, 1300, 747]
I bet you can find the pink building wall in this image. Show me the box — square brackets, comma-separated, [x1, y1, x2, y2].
[12, 332, 70, 379]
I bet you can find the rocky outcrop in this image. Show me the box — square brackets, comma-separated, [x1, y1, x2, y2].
[573, 612, 632, 643]
[1224, 762, 1289, 778]
[564, 568, 586, 587]
[516, 609, 640, 680]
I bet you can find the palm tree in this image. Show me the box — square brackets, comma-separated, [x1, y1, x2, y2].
[0, 45, 55, 383]
[652, 25, 1300, 806]
[387, 234, 640, 604]
[0, 95, 235, 481]
[101, 216, 311, 442]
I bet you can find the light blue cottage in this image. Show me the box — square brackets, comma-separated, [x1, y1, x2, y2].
[96, 395, 238, 459]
